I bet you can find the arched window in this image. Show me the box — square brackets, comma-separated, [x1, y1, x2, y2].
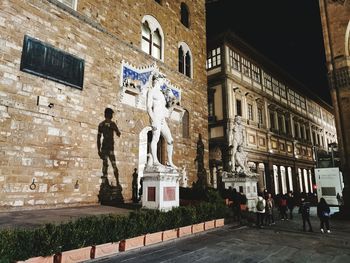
[185, 51, 191, 77]
[141, 15, 164, 60]
[153, 29, 161, 60]
[180, 3, 189, 28]
[182, 110, 190, 138]
[57, 0, 77, 10]
[178, 42, 192, 78]
[178, 47, 184, 73]
[142, 22, 151, 55]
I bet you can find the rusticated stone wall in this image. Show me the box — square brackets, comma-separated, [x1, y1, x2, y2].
[0, 0, 208, 210]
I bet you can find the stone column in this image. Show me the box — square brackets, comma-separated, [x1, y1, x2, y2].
[297, 167, 303, 193]
[319, 0, 350, 208]
[277, 165, 283, 195]
[308, 169, 313, 194]
[303, 168, 310, 193]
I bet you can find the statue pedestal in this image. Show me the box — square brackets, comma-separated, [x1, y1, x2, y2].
[222, 172, 258, 211]
[142, 167, 180, 211]
[98, 180, 124, 205]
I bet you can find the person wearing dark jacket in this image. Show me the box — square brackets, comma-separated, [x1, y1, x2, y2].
[317, 198, 331, 233]
[299, 197, 313, 232]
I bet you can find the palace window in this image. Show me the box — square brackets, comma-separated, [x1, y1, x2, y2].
[141, 16, 164, 60]
[207, 47, 221, 69]
[180, 3, 189, 28]
[152, 29, 161, 59]
[251, 64, 261, 83]
[300, 97, 306, 110]
[316, 106, 321, 118]
[178, 42, 192, 78]
[272, 78, 279, 95]
[242, 57, 251, 77]
[269, 111, 276, 129]
[236, 99, 242, 116]
[208, 89, 215, 121]
[229, 49, 240, 71]
[185, 52, 191, 77]
[312, 131, 316, 145]
[288, 89, 296, 105]
[258, 108, 263, 125]
[300, 125, 305, 139]
[142, 22, 152, 54]
[285, 118, 290, 134]
[264, 74, 272, 94]
[178, 47, 184, 73]
[294, 123, 300, 138]
[280, 84, 287, 99]
[278, 115, 284, 133]
[247, 104, 253, 120]
[57, 0, 77, 10]
[295, 93, 301, 107]
[208, 101, 214, 118]
[306, 128, 310, 141]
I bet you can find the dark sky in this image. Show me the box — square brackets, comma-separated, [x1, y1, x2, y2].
[206, 0, 331, 104]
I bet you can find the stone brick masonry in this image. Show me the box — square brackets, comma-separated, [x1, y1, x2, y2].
[0, 0, 208, 210]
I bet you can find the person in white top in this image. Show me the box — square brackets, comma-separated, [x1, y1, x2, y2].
[256, 194, 266, 228]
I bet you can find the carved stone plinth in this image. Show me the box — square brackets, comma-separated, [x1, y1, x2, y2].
[142, 167, 180, 211]
[222, 172, 258, 211]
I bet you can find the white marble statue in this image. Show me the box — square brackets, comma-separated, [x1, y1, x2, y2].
[229, 115, 245, 171]
[146, 70, 177, 169]
[235, 145, 248, 174]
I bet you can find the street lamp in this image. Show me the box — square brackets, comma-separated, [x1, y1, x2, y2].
[328, 142, 337, 167]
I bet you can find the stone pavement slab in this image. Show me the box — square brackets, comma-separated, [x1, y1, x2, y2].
[0, 205, 134, 229]
[91, 212, 350, 263]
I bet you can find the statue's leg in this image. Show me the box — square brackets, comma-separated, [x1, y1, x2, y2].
[109, 152, 119, 185]
[231, 141, 238, 171]
[151, 128, 161, 165]
[162, 123, 177, 168]
[101, 150, 109, 185]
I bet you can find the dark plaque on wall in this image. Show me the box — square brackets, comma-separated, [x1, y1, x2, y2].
[20, 35, 84, 89]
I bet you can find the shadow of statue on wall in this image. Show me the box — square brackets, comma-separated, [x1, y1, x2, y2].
[193, 133, 207, 189]
[132, 168, 139, 203]
[97, 108, 124, 205]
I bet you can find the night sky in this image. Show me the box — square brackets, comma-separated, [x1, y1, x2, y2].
[206, 0, 331, 104]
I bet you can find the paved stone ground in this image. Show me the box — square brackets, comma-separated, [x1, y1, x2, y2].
[91, 210, 350, 263]
[0, 205, 134, 228]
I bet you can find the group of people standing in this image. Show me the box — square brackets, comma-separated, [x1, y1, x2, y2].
[255, 191, 332, 233]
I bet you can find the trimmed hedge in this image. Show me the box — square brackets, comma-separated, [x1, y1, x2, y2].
[0, 202, 227, 262]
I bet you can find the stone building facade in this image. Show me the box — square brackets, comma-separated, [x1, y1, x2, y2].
[207, 32, 337, 196]
[0, 0, 208, 210]
[319, 0, 350, 205]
